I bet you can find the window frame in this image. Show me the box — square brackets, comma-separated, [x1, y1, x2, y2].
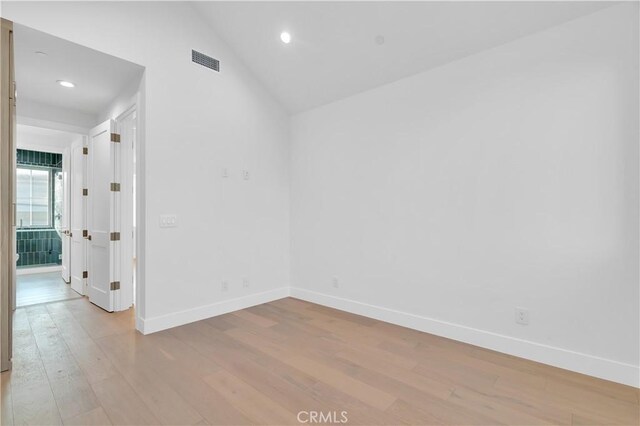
[16, 165, 55, 229]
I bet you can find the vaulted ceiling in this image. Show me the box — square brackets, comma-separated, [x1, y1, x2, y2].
[193, 1, 614, 114]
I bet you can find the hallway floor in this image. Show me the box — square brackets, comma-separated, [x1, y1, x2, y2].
[16, 271, 82, 307]
[0, 297, 638, 425]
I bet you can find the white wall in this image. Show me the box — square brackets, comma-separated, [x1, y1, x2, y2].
[16, 124, 82, 154]
[98, 75, 143, 124]
[2, 2, 291, 330]
[18, 98, 96, 131]
[291, 4, 639, 386]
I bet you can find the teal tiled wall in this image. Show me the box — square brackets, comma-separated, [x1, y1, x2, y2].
[17, 149, 62, 168]
[16, 229, 62, 267]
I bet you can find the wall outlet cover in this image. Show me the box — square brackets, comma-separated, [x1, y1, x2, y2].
[515, 307, 530, 325]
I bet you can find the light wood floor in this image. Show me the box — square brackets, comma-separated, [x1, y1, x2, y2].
[16, 272, 82, 307]
[1, 297, 638, 425]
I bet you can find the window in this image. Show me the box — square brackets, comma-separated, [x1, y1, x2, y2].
[16, 167, 52, 228]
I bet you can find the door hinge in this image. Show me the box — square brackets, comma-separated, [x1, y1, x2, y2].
[82, 230, 88, 238]
[110, 183, 121, 192]
[82, 271, 88, 279]
[110, 281, 120, 291]
[110, 232, 121, 241]
[83, 188, 88, 196]
[110, 133, 121, 143]
[83, 147, 88, 155]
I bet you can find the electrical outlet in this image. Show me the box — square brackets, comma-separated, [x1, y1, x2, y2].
[332, 277, 339, 288]
[515, 307, 529, 325]
[243, 278, 250, 289]
[221, 280, 229, 292]
[242, 170, 250, 180]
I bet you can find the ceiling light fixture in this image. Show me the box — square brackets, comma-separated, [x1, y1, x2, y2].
[280, 31, 291, 44]
[57, 80, 75, 88]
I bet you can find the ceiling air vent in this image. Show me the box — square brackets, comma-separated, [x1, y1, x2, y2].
[192, 49, 220, 72]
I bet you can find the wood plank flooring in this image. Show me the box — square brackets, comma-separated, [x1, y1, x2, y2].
[16, 272, 82, 307]
[1, 297, 638, 425]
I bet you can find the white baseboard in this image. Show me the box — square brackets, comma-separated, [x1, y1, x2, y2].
[139, 287, 290, 334]
[16, 265, 62, 276]
[290, 287, 639, 388]
[135, 315, 145, 334]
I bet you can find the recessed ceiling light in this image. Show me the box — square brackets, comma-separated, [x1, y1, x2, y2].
[280, 32, 291, 44]
[57, 80, 75, 88]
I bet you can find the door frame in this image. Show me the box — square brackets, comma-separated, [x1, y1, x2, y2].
[12, 121, 85, 285]
[114, 104, 137, 313]
[112, 89, 146, 330]
[133, 88, 146, 331]
[0, 17, 15, 372]
[60, 145, 71, 283]
[69, 135, 87, 296]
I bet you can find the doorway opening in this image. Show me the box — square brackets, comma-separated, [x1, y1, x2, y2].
[11, 23, 145, 316]
[15, 132, 84, 307]
[4, 22, 145, 344]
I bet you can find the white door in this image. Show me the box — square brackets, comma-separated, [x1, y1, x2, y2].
[87, 120, 118, 312]
[69, 137, 85, 295]
[60, 146, 71, 283]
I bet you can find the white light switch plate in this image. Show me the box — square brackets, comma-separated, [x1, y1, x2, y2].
[159, 214, 178, 228]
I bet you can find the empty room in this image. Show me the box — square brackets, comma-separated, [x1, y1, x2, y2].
[0, 1, 638, 425]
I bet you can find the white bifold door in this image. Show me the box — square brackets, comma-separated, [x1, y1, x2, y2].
[87, 119, 120, 312]
[69, 137, 86, 295]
